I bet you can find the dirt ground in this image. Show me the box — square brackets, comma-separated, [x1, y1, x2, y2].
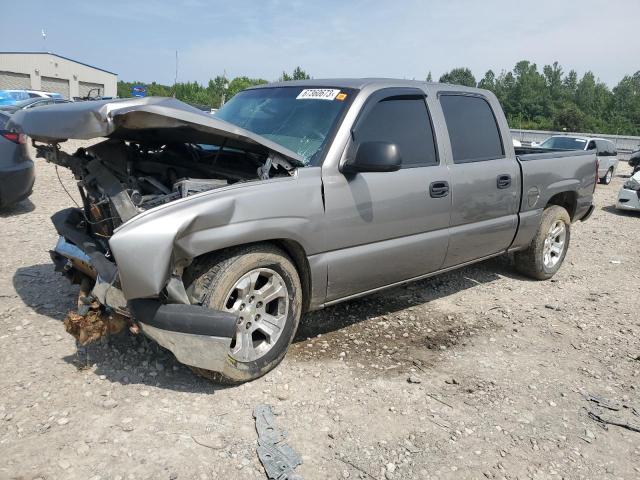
[1, 143, 639, 480]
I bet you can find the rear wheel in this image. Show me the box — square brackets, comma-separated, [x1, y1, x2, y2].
[600, 168, 613, 185]
[514, 205, 571, 280]
[183, 244, 302, 384]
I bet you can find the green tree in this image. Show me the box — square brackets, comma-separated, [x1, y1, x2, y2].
[611, 71, 640, 135]
[477, 70, 495, 90]
[280, 66, 310, 81]
[227, 76, 268, 99]
[439, 67, 476, 87]
[553, 104, 586, 132]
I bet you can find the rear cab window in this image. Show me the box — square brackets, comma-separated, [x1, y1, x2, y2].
[541, 136, 589, 151]
[439, 94, 504, 163]
[354, 95, 438, 167]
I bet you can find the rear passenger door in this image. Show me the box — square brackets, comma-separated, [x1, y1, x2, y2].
[322, 88, 451, 302]
[438, 93, 520, 267]
[595, 139, 617, 179]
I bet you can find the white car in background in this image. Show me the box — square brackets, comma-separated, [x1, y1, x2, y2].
[616, 171, 640, 212]
[538, 136, 619, 184]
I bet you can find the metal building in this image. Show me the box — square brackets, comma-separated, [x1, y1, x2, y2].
[0, 52, 117, 99]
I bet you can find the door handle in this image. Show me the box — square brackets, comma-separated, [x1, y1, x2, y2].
[497, 174, 511, 189]
[429, 181, 449, 198]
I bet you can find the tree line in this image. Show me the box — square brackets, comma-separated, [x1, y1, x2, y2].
[116, 67, 309, 110]
[436, 62, 640, 136]
[117, 62, 639, 136]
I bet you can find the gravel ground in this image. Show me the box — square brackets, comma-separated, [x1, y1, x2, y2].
[1, 143, 639, 480]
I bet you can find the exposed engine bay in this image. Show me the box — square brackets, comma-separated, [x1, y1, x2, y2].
[37, 137, 295, 344]
[37, 138, 296, 237]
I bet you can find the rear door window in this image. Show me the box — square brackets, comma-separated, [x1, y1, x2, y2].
[354, 96, 438, 167]
[439, 94, 504, 163]
[595, 140, 608, 156]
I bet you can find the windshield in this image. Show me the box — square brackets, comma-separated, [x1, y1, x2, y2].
[540, 136, 588, 150]
[215, 86, 354, 165]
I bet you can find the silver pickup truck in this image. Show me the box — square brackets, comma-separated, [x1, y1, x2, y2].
[10, 79, 597, 383]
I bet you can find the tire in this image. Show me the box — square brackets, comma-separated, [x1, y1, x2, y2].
[600, 168, 613, 185]
[514, 205, 571, 280]
[183, 244, 302, 384]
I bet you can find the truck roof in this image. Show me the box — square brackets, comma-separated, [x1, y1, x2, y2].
[250, 78, 486, 94]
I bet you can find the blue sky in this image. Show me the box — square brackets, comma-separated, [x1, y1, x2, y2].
[1, 0, 638, 86]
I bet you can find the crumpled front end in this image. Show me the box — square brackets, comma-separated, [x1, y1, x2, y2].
[10, 96, 307, 372]
[49, 202, 238, 371]
[616, 174, 640, 212]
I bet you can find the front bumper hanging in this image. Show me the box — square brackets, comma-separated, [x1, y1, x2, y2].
[49, 207, 238, 371]
[128, 300, 237, 372]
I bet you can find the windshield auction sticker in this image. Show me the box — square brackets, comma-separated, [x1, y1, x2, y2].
[296, 89, 341, 100]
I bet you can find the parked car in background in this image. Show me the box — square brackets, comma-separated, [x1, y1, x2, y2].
[0, 97, 71, 114]
[616, 170, 640, 212]
[628, 148, 640, 175]
[11, 80, 596, 383]
[0, 112, 34, 208]
[539, 136, 618, 184]
[0, 89, 63, 106]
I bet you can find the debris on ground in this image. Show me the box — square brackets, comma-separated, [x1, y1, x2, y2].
[585, 392, 640, 434]
[64, 310, 127, 345]
[253, 404, 302, 480]
[588, 410, 640, 433]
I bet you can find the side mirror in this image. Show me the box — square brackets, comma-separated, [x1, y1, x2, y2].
[342, 141, 402, 174]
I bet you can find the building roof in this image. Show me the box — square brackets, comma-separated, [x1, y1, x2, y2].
[0, 52, 117, 76]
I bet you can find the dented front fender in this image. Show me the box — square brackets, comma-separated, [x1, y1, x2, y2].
[108, 168, 325, 301]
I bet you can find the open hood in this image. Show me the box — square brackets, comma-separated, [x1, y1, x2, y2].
[8, 96, 305, 167]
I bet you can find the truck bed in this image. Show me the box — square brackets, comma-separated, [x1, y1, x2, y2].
[509, 148, 596, 251]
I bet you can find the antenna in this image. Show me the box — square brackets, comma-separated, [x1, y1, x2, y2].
[173, 50, 178, 98]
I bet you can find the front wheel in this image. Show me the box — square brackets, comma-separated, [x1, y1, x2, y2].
[514, 205, 571, 280]
[183, 244, 302, 384]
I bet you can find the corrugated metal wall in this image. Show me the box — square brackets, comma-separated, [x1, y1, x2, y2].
[41, 76, 70, 98]
[0, 71, 31, 90]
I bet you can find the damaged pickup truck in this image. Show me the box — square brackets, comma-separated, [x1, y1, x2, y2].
[9, 80, 597, 383]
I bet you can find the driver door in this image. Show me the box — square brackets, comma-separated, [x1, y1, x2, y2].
[321, 88, 451, 302]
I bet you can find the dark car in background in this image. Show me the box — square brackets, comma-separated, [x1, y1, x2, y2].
[0, 97, 71, 114]
[0, 112, 34, 208]
[629, 148, 640, 175]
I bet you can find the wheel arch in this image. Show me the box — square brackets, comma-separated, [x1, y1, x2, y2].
[187, 238, 313, 313]
[546, 190, 577, 221]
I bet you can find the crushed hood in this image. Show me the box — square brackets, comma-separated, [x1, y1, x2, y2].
[8, 96, 305, 166]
